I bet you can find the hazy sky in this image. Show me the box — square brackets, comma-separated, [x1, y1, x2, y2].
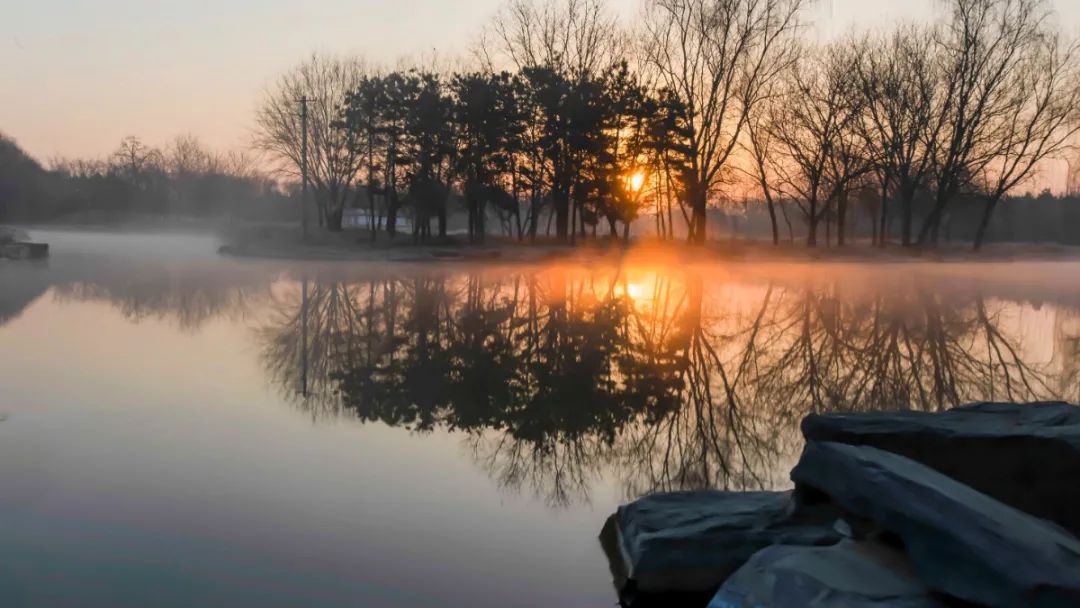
[4, 0, 1079, 163]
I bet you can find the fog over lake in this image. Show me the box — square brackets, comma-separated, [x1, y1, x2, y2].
[2, 230, 1079, 607]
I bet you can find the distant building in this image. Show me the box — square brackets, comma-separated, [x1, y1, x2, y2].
[342, 207, 411, 231]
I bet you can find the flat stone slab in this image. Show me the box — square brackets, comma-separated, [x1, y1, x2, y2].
[708, 540, 946, 608]
[0, 242, 49, 260]
[599, 490, 841, 597]
[792, 441, 1080, 606]
[802, 401, 1080, 535]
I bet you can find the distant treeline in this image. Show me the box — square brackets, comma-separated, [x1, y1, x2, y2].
[253, 0, 1080, 249]
[688, 189, 1080, 247]
[0, 133, 295, 224]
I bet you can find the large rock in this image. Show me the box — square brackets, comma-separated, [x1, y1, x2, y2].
[802, 401, 1080, 535]
[599, 490, 842, 600]
[792, 441, 1080, 606]
[708, 540, 945, 608]
[0, 227, 28, 245]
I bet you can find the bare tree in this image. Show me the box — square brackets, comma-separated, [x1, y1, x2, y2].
[481, 0, 619, 78]
[769, 43, 864, 246]
[640, 0, 805, 244]
[110, 136, 163, 181]
[742, 87, 783, 245]
[255, 54, 368, 231]
[166, 134, 216, 214]
[854, 26, 945, 247]
[167, 134, 215, 176]
[971, 32, 1080, 248]
[918, 0, 1053, 244]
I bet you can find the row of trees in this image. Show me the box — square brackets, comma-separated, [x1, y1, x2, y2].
[0, 133, 293, 223]
[747, 0, 1080, 248]
[257, 56, 681, 240]
[256, 0, 1080, 248]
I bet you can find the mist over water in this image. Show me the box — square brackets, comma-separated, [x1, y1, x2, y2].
[2, 230, 1079, 606]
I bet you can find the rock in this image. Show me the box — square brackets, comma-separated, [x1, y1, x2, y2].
[599, 490, 842, 599]
[708, 540, 946, 608]
[0, 226, 29, 245]
[802, 401, 1080, 535]
[0, 242, 48, 260]
[791, 441, 1080, 607]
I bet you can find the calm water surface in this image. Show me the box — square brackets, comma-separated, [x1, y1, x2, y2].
[2, 230, 1079, 607]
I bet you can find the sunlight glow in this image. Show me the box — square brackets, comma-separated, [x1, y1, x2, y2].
[629, 172, 646, 192]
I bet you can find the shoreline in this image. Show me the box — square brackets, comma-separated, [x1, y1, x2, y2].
[15, 221, 1080, 264]
[218, 237, 1080, 265]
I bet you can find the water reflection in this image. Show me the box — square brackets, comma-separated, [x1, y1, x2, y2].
[53, 277, 257, 332]
[256, 267, 1077, 505]
[7, 245, 1080, 607]
[8, 246, 1075, 506]
[0, 258, 269, 332]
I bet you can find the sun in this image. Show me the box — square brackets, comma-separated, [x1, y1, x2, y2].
[629, 171, 645, 192]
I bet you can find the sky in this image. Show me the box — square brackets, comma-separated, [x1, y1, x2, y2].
[3, 0, 1080, 164]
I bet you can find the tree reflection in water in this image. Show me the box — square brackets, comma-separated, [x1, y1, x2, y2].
[46, 265, 267, 333]
[259, 267, 1072, 506]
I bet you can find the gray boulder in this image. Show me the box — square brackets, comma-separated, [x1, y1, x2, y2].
[708, 540, 945, 608]
[792, 441, 1080, 607]
[0, 226, 29, 245]
[599, 490, 842, 596]
[802, 401, 1080, 535]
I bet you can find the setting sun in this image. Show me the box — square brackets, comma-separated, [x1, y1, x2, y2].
[629, 171, 646, 192]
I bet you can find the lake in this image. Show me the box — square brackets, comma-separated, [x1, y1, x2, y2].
[2, 230, 1078, 607]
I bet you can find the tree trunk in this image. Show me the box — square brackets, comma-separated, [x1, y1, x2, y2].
[554, 191, 569, 241]
[569, 197, 577, 246]
[837, 193, 847, 247]
[901, 195, 913, 247]
[871, 204, 879, 246]
[780, 200, 794, 243]
[917, 187, 952, 246]
[386, 194, 398, 238]
[765, 195, 779, 245]
[327, 205, 344, 231]
[528, 197, 540, 241]
[689, 184, 707, 244]
[973, 196, 999, 251]
[667, 195, 675, 241]
[878, 178, 889, 248]
[368, 190, 378, 242]
[476, 201, 486, 243]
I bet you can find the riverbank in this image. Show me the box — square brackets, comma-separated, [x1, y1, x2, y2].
[13, 220, 1080, 264]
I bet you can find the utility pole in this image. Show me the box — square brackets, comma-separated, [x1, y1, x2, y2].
[297, 96, 313, 240]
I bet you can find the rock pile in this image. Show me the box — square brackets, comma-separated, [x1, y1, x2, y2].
[600, 401, 1080, 607]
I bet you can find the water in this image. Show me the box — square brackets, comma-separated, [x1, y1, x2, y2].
[2, 230, 1079, 607]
